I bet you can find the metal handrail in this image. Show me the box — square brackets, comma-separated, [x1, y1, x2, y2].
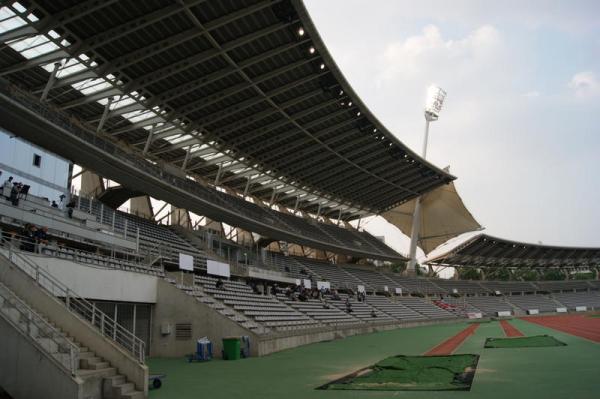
[1, 232, 160, 275]
[0, 281, 80, 375]
[0, 238, 145, 363]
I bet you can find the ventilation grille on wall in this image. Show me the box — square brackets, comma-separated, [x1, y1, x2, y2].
[175, 323, 192, 340]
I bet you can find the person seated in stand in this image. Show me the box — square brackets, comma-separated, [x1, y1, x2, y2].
[34, 226, 49, 253]
[9, 183, 20, 206]
[331, 288, 341, 301]
[2, 175, 13, 199]
[298, 288, 308, 302]
[66, 199, 76, 218]
[20, 224, 36, 252]
[284, 286, 293, 298]
[345, 297, 353, 313]
[215, 278, 224, 290]
[370, 310, 377, 318]
[51, 200, 58, 208]
[271, 283, 278, 296]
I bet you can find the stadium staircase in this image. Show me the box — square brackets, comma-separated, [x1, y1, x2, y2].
[0, 242, 148, 399]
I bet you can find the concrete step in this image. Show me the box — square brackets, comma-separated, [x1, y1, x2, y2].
[36, 337, 59, 353]
[113, 382, 135, 396]
[80, 356, 103, 369]
[90, 361, 110, 370]
[104, 374, 127, 386]
[120, 391, 144, 399]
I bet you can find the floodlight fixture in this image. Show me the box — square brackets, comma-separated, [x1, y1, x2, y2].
[424, 85, 447, 121]
[407, 85, 447, 274]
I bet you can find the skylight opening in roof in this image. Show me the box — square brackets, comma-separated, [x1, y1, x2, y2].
[127, 111, 160, 124]
[54, 61, 87, 78]
[78, 78, 113, 95]
[167, 134, 194, 144]
[11, 2, 25, 13]
[9, 34, 50, 51]
[26, 13, 38, 22]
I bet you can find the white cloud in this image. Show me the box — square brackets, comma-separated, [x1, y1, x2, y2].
[522, 91, 540, 98]
[378, 24, 504, 87]
[568, 71, 600, 98]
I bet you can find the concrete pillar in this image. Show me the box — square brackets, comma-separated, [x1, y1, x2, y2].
[80, 171, 104, 198]
[170, 206, 191, 229]
[235, 228, 254, 247]
[130, 196, 153, 219]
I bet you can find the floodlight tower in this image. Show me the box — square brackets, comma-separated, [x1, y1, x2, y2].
[407, 85, 447, 273]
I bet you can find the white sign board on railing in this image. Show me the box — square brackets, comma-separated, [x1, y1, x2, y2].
[556, 307, 568, 313]
[179, 253, 194, 271]
[395, 287, 403, 295]
[303, 279, 312, 289]
[467, 312, 483, 319]
[383, 285, 389, 292]
[317, 281, 330, 290]
[575, 306, 587, 312]
[207, 259, 230, 278]
[527, 309, 539, 315]
[357, 285, 365, 293]
[497, 311, 512, 317]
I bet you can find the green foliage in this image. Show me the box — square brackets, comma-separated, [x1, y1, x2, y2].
[514, 268, 538, 281]
[541, 269, 566, 281]
[572, 272, 594, 280]
[457, 268, 481, 280]
[486, 268, 511, 281]
[390, 262, 407, 274]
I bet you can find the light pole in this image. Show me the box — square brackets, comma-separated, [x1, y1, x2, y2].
[407, 85, 447, 274]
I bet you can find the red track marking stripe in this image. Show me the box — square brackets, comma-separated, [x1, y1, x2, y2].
[425, 324, 480, 356]
[522, 315, 600, 343]
[500, 320, 524, 337]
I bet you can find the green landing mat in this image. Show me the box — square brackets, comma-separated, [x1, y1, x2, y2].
[319, 354, 479, 391]
[485, 335, 566, 348]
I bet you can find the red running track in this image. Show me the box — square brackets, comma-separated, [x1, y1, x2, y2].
[499, 319, 524, 337]
[522, 315, 600, 343]
[425, 324, 480, 356]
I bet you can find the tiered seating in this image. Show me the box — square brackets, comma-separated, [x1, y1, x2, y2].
[552, 292, 600, 310]
[397, 297, 456, 319]
[433, 279, 486, 295]
[77, 197, 208, 269]
[534, 280, 592, 292]
[40, 246, 163, 276]
[466, 296, 513, 315]
[506, 294, 559, 313]
[441, 296, 482, 315]
[588, 280, 600, 290]
[263, 252, 307, 280]
[480, 281, 536, 294]
[386, 276, 446, 296]
[292, 257, 364, 289]
[328, 294, 396, 323]
[276, 294, 360, 327]
[195, 275, 320, 331]
[364, 296, 426, 321]
[342, 266, 395, 292]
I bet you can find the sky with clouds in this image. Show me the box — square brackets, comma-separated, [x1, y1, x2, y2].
[304, 0, 600, 258]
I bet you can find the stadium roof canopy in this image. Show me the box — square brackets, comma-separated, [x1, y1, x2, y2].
[427, 234, 600, 268]
[0, 0, 454, 220]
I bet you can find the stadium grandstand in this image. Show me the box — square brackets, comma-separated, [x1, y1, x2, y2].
[0, 1, 598, 399]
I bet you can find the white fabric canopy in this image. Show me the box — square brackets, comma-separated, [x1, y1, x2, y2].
[382, 178, 482, 254]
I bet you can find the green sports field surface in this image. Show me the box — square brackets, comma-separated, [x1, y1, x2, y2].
[148, 319, 600, 399]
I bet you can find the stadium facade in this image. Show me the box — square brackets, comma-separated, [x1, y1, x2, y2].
[0, 1, 598, 399]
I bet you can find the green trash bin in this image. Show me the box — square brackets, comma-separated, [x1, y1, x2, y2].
[222, 337, 241, 360]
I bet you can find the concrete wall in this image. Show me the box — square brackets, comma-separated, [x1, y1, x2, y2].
[151, 279, 259, 358]
[0, 256, 148, 396]
[21, 253, 158, 303]
[0, 315, 83, 399]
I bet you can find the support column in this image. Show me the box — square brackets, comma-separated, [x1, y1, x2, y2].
[130, 196, 153, 219]
[170, 206, 191, 229]
[80, 171, 104, 198]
